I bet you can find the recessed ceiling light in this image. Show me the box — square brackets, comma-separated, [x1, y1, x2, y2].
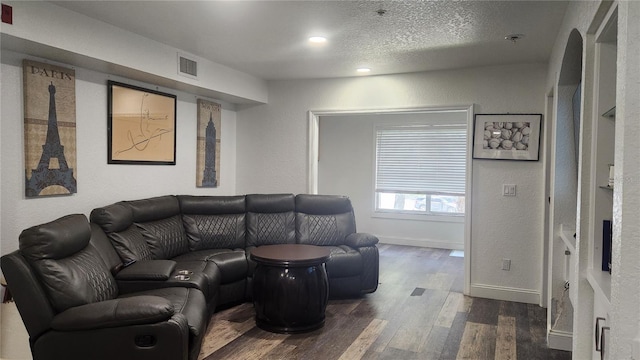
[308, 36, 327, 44]
[357, 68, 371, 73]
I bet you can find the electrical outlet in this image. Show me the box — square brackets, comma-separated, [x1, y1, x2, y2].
[503, 184, 516, 196]
[502, 258, 511, 271]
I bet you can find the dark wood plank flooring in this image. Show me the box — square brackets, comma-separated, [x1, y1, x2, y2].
[198, 244, 571, 360]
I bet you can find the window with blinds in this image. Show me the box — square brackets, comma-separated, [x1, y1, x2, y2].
[375, 123, 467, 215]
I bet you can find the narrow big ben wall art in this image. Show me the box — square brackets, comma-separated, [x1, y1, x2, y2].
[23, 60, 77, 197]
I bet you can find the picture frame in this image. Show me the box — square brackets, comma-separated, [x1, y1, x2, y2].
[108, 81, 177, 165]
[472, 113, 542, 161]
[196, 99, 221, 187]
[23, 60, 78, 196]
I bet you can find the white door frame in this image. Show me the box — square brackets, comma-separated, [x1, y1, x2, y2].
[307, 105, 474, 295]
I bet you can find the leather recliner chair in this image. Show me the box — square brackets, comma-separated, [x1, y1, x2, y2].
[294, 194, 379, 297]
[0, 214, 207, 360]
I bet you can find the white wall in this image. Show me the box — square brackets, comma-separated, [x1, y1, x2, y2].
[543, 1, 640, 358]
[318, 112, 465, 250]
[236, 63, 548, 303]
[1, 1, 267, 104]
[0, 50, 238, 257]
[609, 2, 640, 359]
[543, 1, 610, 357]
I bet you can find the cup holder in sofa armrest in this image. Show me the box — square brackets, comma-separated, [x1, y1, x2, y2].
[115, 260, 177, 281]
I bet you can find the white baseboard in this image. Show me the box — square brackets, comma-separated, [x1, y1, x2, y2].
[469, 283, 540, 304]
[377, 235, 464, 250]
[547, 329, 573, 351]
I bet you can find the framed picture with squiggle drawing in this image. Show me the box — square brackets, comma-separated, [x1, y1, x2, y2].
[108, 80, 177, 165]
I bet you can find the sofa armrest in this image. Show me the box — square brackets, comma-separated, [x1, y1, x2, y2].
[51, 296, 174, 331]
[345, 233, 379, 248]
[116, 260, 176, 281]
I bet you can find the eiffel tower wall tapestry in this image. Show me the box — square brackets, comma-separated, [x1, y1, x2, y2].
[196, 99, 221, 187]
[23, 60, 77, 197]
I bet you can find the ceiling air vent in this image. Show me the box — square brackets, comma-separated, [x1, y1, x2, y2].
[178, 53, 198, 79]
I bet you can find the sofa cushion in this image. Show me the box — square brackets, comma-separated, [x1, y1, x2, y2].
[179, 195, 247, 251]
[20, 214, 91, 260]
[295, 195, 356, 246]
[50, 295, 174, 331]
[90, 223, 128, 272]
[127, 195, 181, 223]
[125, 196, 191, 260]
[178, 195, 246, 215]
[296, 213, 356, 246]
[120, 287, 207, 339]
[246, 193, 295, 213]
[246, 212, 296, 246]
[19, 214, 118, 313]
[246, 194, 296, 246]
[29, 246, 119, 313]
[182, 214, 246, 251]
[90, 202, 133, 233]
[109, 224, 154, 264]
[137, 215, 189, 260]
[295, 194, 353, 215]
[91, 202, 154, 264]
[207, 251, 248, 284]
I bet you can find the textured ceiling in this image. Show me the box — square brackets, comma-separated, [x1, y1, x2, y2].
[52, 1, 568, 80]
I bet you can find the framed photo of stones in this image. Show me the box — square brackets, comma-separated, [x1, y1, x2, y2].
[196, 99, 221, 187]
[23, 59, 77, 197]
[108, 81, 177, 165]
[472, 114, 542, 161]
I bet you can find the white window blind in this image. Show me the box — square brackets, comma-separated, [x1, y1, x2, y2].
[375, 124, 467, 195]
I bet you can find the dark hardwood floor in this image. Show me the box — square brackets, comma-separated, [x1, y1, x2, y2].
[198, 244, 571, 360]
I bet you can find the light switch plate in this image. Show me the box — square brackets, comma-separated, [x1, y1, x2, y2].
[502, 258, 511, 271]
[503, 184, 516, 196]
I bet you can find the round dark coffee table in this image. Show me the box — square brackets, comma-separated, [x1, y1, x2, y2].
[250, 244, 331, 333]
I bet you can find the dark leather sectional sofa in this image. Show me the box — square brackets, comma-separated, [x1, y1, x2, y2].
[1, 193, 379, 360]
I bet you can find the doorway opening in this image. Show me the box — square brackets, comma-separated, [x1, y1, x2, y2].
[307, 106, 473, 294]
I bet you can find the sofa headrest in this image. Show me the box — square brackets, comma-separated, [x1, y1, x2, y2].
[178, 195, 246, 215]
[246, 194, 295, 213]
[18, 214, 119, 313]
[126, 195, 180, 223]
[90, 202, 133, 233]
[295, 194, 353, 215]
[19, 214, 91, 261]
